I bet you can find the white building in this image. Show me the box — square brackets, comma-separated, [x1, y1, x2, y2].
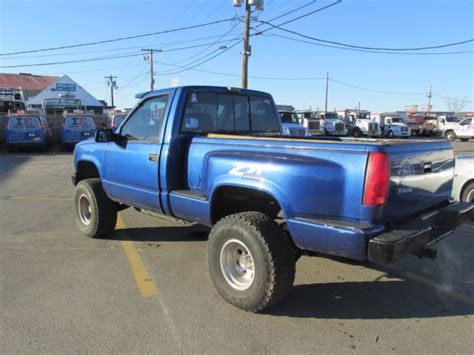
[26, 75, 104, 113]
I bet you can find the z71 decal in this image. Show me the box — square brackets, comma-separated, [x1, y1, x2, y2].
[228, 162, 278, 179]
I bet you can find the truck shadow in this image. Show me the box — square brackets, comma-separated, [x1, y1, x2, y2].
[267, 278, 474, 319]
[108, 225, 210, 242]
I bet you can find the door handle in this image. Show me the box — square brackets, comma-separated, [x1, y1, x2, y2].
[148, 154, 158, 162]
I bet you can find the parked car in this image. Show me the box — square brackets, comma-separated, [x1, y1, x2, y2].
[109, 114, 127, 132]
[5, 115, 51, 152]
[452, 154, 474, 204]
[72, 85, 472, 312]
[61, 115, 97, 146]
[451, 117, 474, 142]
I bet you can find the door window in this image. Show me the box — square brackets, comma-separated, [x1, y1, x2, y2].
[120, 95, 168, 142]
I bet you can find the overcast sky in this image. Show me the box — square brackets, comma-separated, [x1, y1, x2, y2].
[0, 0, 473, 112]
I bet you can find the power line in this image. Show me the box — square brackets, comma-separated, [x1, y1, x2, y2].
[268, 33, 474, 55]
[257, 19, 474, 52]
[0, 32, 243, 60]
[329, 78, 426, 96]
[156, 40, 242, 76]
[0, 38, 241, 69]
[256, 0, 342, 34]
[0, 17, 235, 56]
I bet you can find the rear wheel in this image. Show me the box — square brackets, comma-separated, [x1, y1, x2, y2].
[461, 182, 474, 203]
[207, 212, 296, 312]
[445, 130, 456, 141]
[73, 178, 117, 238]
[460, 138, 470, 142]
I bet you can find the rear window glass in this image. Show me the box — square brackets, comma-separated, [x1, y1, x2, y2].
[64, 116, 96, 128]
[181, 92, 280, 133]
[8, 116, 40, 129]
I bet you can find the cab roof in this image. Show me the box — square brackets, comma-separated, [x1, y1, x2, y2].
[135, 85, 272, 99]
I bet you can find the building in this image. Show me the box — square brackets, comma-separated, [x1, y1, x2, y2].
[0, 72, 104, 113]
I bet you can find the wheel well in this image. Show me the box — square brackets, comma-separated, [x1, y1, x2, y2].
[460, 179, 474, 201]
[76, 161, 100, 183]
[211, 186, 282, 225]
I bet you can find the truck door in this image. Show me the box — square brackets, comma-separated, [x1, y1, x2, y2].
[102, 94, 170, 212]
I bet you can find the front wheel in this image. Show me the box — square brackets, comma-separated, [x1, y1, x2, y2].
[387, 130, 394, 138]
[73, 178, 117, 238]
[352, 128, 362, 137]
[207, 212, 296, 312]
[460, 138, 470, 142]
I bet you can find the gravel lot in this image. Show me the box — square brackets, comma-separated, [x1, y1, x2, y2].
[1, 140, 473, 354]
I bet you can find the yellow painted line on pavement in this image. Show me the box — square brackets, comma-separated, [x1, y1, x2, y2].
[117, 214, 158, 298]
[2, 196, 72, 201]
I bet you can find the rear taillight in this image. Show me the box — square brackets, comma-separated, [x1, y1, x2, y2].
[363, 152, 390, 206]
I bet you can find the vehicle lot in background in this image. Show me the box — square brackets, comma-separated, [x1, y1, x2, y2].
[0, 141, 473, 353]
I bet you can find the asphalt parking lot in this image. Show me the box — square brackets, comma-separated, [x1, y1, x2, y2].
[1, 141, 473, 354]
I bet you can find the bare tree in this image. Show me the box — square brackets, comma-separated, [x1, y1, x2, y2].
[445, 97, 469, 113]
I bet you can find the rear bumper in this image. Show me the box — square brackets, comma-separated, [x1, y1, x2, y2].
[368, 202, 473, 264]
[287, 202, 473, 263]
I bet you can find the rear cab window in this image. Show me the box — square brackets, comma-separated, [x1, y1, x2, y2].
[180, 91, 280, 135]
[8, 116, 41, 130]
[64, 116, 96, 129]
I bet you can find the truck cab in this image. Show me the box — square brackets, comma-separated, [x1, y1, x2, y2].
[379, 113, 411, 138]
[277, 108, 309, 137]
[319, 112, 348, 136]
[295, 110, 323, 136]
[436, 115, 460, 140]
[342, 110, 381, 137]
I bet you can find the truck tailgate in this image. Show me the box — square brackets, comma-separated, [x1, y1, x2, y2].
[382, 140, 454, 221]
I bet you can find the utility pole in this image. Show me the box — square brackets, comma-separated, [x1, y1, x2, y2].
[105, 75, 118, 109]
[427, 84, 432, 113]
[241, 1, 251, 89]
[234, 0, 264, 89]
[142, 49, 162, 91]
[324, 72, 329, 112]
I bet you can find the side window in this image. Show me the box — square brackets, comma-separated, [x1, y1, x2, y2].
[460, 118, 471, 126]
[249, 95, 280, 132]
[120, 95, 168, 142]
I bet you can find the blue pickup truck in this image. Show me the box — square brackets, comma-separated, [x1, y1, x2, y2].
[72, 86, 473, 312]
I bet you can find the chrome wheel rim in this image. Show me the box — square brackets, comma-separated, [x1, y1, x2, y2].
[78, 194, 92, 225]
[219, 239, 255, 291]
[466, 189, 474, 203]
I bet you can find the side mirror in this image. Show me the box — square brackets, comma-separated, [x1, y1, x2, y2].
[95, 128, 114, 143]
